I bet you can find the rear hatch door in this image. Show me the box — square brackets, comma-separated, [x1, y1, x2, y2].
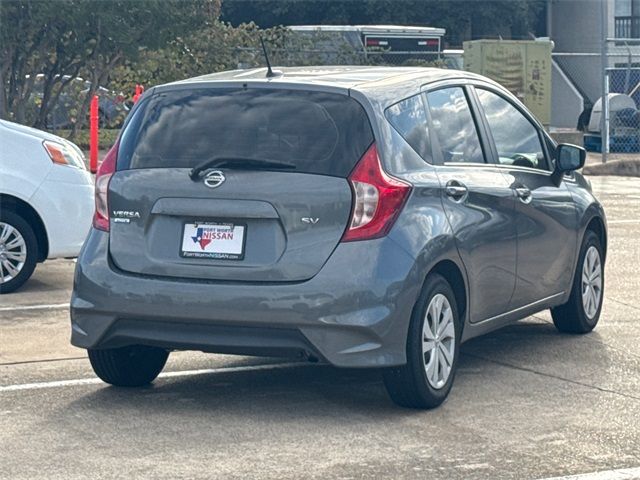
[108, 86, 373, 282]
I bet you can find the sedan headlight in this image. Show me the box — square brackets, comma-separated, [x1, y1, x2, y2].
[42, 140, 86, 170]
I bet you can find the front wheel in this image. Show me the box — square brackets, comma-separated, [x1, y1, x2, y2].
[551, 230, 604, 333]
[88, 345, 169, 387]
[0, 211, 38, 294]
[383, 273, 461, 409]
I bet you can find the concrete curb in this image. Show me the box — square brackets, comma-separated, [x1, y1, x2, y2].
[583, 158, 640, 177]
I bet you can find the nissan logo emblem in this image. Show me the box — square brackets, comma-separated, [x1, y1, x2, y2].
[203, 170, 225, 189]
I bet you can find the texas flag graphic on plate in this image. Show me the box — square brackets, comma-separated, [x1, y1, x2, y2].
[192, 227, 213, 250]
[181, 222, 245, 259]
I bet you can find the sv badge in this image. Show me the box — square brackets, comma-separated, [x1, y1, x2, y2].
[301, 217, 319, 224]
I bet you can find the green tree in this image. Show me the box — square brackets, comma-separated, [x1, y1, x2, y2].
[220, 0, 547, 46]
[109, 20, 381, 95]
[0, 0, 220, 136]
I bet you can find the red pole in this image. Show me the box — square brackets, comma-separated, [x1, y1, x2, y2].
[89, 95, 99, 174]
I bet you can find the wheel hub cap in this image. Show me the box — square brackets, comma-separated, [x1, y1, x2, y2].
[581, 246, 602, 320]
[422, 293, 456, 389]
[0, 222, 27, 284]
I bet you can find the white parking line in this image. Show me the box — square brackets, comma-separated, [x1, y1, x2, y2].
[0, 362, 308, 393]
[538, 466, 640, 479]
[0, 302, 70, 312]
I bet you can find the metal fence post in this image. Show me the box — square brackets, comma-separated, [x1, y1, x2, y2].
[603, 70, 610, 163]
[601, 0, 608, 164]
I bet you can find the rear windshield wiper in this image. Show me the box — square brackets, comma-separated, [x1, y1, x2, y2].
[189, 157, 296, 180]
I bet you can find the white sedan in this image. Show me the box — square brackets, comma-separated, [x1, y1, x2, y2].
[0, 120, 94, 293]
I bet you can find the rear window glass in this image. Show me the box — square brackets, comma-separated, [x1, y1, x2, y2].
[118, 88, 374, 177]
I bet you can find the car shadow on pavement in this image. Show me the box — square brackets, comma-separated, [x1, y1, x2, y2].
[60, 319, 616, 419]
[9, 276, 63, 294]
[65, 363, 406, 418]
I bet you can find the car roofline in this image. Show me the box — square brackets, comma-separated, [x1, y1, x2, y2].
[149, 66, 492, 99]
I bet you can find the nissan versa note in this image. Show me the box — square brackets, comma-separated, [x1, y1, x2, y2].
[71, 67, 607, 408]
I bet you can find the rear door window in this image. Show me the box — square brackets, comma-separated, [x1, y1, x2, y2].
[118, 88, 374, 177]
[425, 87, 485, 164]
[385, 94, 432, 163]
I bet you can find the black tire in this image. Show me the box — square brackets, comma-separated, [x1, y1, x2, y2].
[383, 273, 461, 409]
[551, 230, 604, 334]
[0, 210, 38, 294]
[88, 345, 169, 387]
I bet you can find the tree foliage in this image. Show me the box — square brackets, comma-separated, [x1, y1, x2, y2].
[0, 0, 219, 134]
[109, 21, 381, 96]
[1, 0, 547, 138]
[110, 22, 285, 93]
[221, 0, 547, 46]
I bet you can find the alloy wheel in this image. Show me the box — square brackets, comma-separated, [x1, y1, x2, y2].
[581, 246, 602, 320]
[0, 222, 27, 284]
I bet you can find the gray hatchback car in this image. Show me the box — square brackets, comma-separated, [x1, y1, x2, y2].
[72, 67, 607, 408]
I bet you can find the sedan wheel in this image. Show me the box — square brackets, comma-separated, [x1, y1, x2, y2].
[0, 222, 27, 284]
[551, 230, 604, 333]
[0, 211, 38, 294]
[581, 246, 602, 320]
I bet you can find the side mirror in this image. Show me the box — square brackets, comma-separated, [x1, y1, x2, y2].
[556, 143, 586, 172]
[551, 143, 586, 186]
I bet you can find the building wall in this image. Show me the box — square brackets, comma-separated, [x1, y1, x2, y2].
[552, 60, 584, 127]
[550, 0, 609, 54]
[550, 0, 613, 105]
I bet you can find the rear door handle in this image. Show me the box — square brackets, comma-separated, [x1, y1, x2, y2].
[445, 180, 468, 201]
[514, 185, 532, 204]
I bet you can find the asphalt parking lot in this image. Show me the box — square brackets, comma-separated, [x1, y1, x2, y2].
[1, 175, 639, 480]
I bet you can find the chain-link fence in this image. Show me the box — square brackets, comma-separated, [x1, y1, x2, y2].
[552, 39, 640, 163]
[600, 39, 640, 160]
[603, 66, 640, 154]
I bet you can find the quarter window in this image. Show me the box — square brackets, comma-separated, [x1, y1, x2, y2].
[425, 87, 485, 164]
[385, 94, 432, 163]
[476, 88, 548, 171]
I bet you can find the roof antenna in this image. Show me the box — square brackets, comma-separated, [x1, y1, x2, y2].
[259, 36, 281, 78]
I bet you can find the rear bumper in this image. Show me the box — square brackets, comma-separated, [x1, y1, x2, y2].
[71, 229, 421, 367]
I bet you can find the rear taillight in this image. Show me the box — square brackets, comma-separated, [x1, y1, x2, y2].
[93, 142, 118, 232]
[342, 144, 411, 242]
